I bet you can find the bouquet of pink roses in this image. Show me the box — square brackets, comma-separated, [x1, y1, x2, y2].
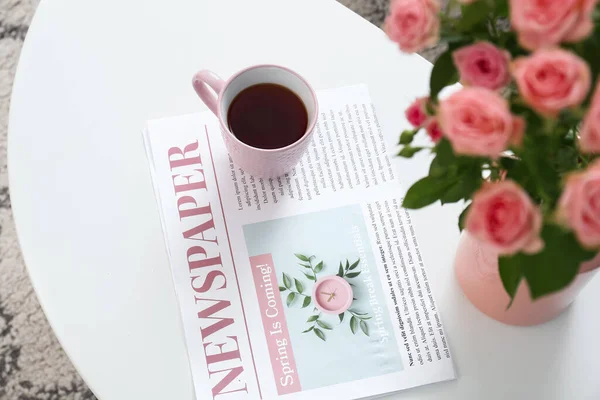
[386, 0, 600, 302]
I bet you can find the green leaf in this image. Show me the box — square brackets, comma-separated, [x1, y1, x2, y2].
[303, 272, 316, 281]
[314, 261, 324, 273]
[299, 263, 312, 269]
[517, 134, 562, 203]
[302, 296, 312, 308]
[430, 49, 458, 101]
[557, 109, 582, 128]
[338, 262, 344, 277]
[316, 320, 332, 330]
[554, 145, 579, 173]
[535, 157, 561, 201]
[294, 278, 304, 294]
[457, 1, 492, 32]
[443, 34, 470, 44]
[346, 260, 350, 270]
[398, 146, 425, 158]
[402, 176, 454, 209]
[346, 272, 361, 278]
[302, 326, 314, 333]
[439, 178, 467, 204]
[501, 224, 596, 300]
[286, 292, 296, 306]
[350, 310, 368, 315]
[282, 273, 292, 289]
[399, 129, 417, 145]
[501, 29, 528, 58]
[580, 28, 600, 82]
[504, 153, 537, 199]
[458, 204, 471, 232]
[440, 169, 482, 205]
[350, 316, 358, 334]
[359, 316, 372, 320]
[494, 0, 509, 17]
[435, 139, 455, 166]
[360, 320, 369, 336]
[498, 256, 523, 304]
[339, 313, 345, 323]
[349, 259, 360, 270]
[295, 253, 310, 262]
[279, 286, 287, 292]
[429, 156, 446, 178]
[314, 328, 326, 341]
[499, 156, 518, 171]
[307, 315, 319, 322]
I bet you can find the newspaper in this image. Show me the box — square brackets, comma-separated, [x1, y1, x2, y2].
[143, 85, 455, 399]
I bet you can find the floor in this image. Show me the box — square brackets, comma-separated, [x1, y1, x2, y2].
[0, 1, 442, 398]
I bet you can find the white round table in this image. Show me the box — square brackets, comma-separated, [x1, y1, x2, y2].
[9, 0, 600, 399]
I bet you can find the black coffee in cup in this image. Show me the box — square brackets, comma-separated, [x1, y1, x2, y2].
[227, 83, 308, 149]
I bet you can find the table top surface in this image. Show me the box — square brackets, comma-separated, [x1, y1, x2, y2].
[8, 0, 600, 399]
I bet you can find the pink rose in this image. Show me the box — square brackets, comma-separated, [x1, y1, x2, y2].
[405, 97, 429, 127]
[510, 0, 598, 50]
[512, 49, 591, 117]
[439, 87, 523, 157]
[425, 118, 442, 143]
[579, 83, 600, 153]
[466, 181, 544, 255]
[558, 160, 600, 248]
[453, 42, 511, 91]
[385, 0, 441, 53]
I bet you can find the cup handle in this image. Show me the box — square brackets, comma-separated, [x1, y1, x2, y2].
[192, 70, 225, 116]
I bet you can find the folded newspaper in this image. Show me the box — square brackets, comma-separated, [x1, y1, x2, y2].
[143, 85, 455, 399]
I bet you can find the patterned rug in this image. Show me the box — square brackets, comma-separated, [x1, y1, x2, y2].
[0, 0, 97, 397]
[0, 1, 442, 398]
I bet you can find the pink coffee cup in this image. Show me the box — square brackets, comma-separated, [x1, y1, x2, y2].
[192, 65, 318, 177]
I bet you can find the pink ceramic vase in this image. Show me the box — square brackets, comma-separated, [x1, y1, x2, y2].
[455, 232, 600, 326]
